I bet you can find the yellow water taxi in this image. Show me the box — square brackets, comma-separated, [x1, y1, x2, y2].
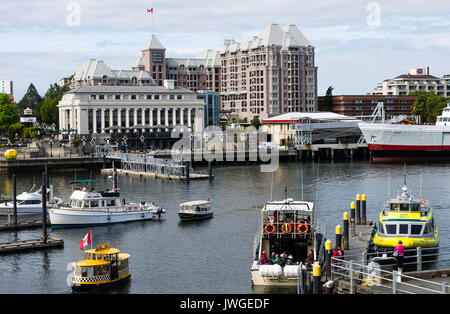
[71, 242, 131, 291]
[373, 176, 439, 251]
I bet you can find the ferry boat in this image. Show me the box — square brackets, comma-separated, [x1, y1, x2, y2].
[372, 176, 439, 251]
[178, 200, 212, 221]
[250, 197, 324, 289]
[71, 242, 131, 291]
[49, 179, 165, 228]
[358, 102, 450, 162]
[0, 185, 62, 216]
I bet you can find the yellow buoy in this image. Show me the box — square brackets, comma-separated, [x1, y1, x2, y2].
[4, 149, 17, 160]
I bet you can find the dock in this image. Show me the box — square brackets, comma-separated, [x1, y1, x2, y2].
[0, 219, 50, 232]
[323, 194, 450, 294]
[0, 238, 64, 254]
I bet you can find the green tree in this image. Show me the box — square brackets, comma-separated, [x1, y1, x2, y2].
[8, 122, 25, 141]
[40, 82, 71, 125]
[410, 91, 448, 123]
[250, 117, 262, 129]
[320, 86, 334, 111]
[17, 83, 42, 119]
[0, 94, 19, 134]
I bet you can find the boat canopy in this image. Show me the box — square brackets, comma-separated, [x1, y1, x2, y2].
[262, 200, 314, 215]
[179, 200, 210, 207]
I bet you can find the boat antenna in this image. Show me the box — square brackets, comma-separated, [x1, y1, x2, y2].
[403, 163, 407, 187]
[301, 162, 304, 200]
[284, 186, 288, 201]
[270, 171, 274, 201]
[420, 169, 423, 198]
[387, 169, 391, 199]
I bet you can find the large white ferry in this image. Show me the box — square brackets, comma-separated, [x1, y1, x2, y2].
[358, 103, 450, 162]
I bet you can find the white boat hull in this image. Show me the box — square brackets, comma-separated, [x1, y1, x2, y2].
[49, 208, 164, 228]
[0, 201, 62, 216]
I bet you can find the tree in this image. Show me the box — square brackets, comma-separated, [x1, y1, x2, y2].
[17, 83, 42, 119]
[409, 91, 448, 123]
[320, 86, 334, 111]
[250, 117, 262, 129]
[0, 94, 19, 134]
[40, 82, 71, 125]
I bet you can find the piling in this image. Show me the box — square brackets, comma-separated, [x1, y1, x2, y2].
[313, 262, 321, 294]
[361, 194, 367, 225]
[41, 172, 47, 244]
[13, 173, 17, 225]
[356, 194, 361, 225]
[208, 161, 213, 180]
[325, 239, 332, 279]
[350, 201, 356, 237]
[335, 225, 342, 249]
[343, 211, 349, 250]
[185, 161, 190, 181]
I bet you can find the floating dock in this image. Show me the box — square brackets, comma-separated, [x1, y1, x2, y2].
[0, 219, 50, 232]
[0, 238, 64, 254]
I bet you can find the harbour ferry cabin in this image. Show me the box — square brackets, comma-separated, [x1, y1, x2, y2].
[71, 242, 131, 291]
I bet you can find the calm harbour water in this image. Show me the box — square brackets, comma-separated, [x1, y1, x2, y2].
[0, 160, 449, 294]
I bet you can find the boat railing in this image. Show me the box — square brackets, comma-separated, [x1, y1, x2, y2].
[262, 221, 313, 239]
[58, 205, 155, 213]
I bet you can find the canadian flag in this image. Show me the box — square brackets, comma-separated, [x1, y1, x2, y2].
[147, 8, 153, 13]
[79, 231, 92, 250]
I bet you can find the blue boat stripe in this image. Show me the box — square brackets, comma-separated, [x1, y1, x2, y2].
[382, 219, 424, 222]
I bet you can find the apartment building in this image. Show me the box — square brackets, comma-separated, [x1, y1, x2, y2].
[372, 68, 450, 97]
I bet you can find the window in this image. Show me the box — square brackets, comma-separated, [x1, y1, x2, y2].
[399, 224, 408, 234]
[411, 203, 419, 212]
[411, 225, 422, 235]
[390, 203, 398, 211]
[90, 201, 99, 207]
[385, 224, 397, 235]
[400, 204, 409, 211]
[115, 95, 121, 100]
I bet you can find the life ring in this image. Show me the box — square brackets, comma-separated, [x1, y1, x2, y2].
[420, 199, 427, 207]
[281, 223, 292, 234]
[297, 223, 308, 234]
[265, 223, 276, 234]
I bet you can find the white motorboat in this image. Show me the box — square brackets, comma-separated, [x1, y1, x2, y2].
[0, 185, 63, 216]
[49, 174, 165, 228]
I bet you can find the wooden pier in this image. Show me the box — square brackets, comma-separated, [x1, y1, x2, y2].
[0, 238, 64, 254]
[0, 219, 50, 232]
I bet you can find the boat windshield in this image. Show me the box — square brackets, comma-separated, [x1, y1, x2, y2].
[389, 202, 420, 212]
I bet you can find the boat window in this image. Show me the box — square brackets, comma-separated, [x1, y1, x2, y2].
[399, 224, 408, 234]
[411, 203, 419, 212]
[94, 265, 109, 276]
[399, 204, 409, 211]
[106, 199, 115, 206]
[82, 201, 89, 208]
[385, 224, 397, 235]
[411, 225, 423, 235]
[90, 201, 99, 207]
[390, 203, 398, 211]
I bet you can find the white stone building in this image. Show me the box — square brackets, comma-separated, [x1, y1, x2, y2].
[0, 74, 13, 95]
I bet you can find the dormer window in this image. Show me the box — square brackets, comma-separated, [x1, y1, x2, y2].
[131, 77, 137, 85]
[102, 75, 108, 83]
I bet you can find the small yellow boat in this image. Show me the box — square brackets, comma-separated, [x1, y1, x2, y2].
[71, 242, 131, 291]
[373, 176, 439, 251]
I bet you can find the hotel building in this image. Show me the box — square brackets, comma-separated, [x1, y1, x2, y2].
[372, 68, 450, 97]
[133, 24, 318, 121]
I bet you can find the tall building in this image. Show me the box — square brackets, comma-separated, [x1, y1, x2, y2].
[134, 24, 318, 122]
[372, 67, 450, 97]
[197, 90, 220, 127]
[0, 73, 13, 95]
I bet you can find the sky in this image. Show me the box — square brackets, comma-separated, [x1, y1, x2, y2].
[1, 0, 450, 101]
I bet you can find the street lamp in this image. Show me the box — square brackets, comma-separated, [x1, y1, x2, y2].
[90, 138, 96, 158]
[140, 135, 145, 152]
[82, 136, 86, 155]
[49, 139, 53, 158]
[123, 135, 128, 153]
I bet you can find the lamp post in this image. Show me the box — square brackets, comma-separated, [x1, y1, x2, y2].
[123, 135, 128, 153]
[140, 135, 145, 152]
[49, 139, 53, 158]
[82, 136, 86, 156]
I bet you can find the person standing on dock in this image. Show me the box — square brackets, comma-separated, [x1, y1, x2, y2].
[394, 240, 405, 274]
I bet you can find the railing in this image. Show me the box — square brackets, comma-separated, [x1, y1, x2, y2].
[331, 246, 450, 294]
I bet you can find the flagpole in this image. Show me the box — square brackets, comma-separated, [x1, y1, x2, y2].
[90, 229, 93, 251]
[152, 9, 155, 35]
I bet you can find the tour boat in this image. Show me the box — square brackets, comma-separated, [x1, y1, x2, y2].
[372, 175, 439, 251]
[358, 102, 450, 162]
[178, 200, 213, 221]
[0, 186, 62, 216]
[49, 177, 165, 228]
[250, 196, 325, 289]
[71, 242, 131, 291]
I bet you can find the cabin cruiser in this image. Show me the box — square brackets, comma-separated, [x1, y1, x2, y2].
[0, 185, 62, 215]
[250, 197, 324, 289]
[49, 173, 165, 228]
[178, 200, 213, 221]
[372, 175, 439, 251]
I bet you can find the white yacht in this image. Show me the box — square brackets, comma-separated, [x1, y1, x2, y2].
[0, 186, 63, 216]
[49, 176, 165, 228]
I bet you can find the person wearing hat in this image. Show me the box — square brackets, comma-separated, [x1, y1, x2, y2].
[394, 240, 405, 274]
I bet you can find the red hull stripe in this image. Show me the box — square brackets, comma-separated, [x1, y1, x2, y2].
[368, 144, 450, 151]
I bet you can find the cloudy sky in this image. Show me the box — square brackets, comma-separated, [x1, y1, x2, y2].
[1, 0, 450, 101]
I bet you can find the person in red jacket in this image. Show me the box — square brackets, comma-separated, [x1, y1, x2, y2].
[258, 250, 269, 265]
